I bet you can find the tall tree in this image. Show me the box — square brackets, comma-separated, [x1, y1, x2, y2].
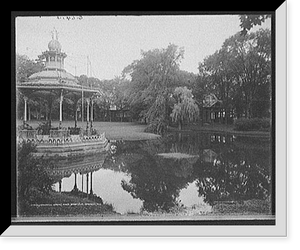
[197, 28, 271, 120]
[16, 54, 45, 120]
[198, 47, 236, 124]
[226, 29, 271, 118]
[16, 54, 44, 82]
[122, 44, 185, 134]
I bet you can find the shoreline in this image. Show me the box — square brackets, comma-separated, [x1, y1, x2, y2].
[18, 189, 272, 219]
[167, 124, 271, 139]
[17, 120, 270, 141]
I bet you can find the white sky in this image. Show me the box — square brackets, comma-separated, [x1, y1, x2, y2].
[15, 15, 271, 80]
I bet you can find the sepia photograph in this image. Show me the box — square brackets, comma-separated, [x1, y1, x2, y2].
[9, 9, 287, 236]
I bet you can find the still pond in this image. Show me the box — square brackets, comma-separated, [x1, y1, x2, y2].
[51, 131, 273, 215]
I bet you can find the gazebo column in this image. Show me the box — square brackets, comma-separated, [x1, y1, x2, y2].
[73, 173, 78, 192]
[75, 106, 78, 128]
[90, 172, 93, 195]
[69, 94, 81, 128]
[73, 97, 80, 128]
[28, 105, 31, 121]
[23, 96, 28, 125]
[46, 96, 54, 127]
[59, 90, 64, 128]
[86, 98, 90, 131]
[58, 179, 62, 193]
[86, 173, 89, 197]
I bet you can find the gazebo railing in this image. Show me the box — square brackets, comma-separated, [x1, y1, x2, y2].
[18, 128, 107, 146]
[49, 129, 70, 138]
[18, 129, 38, 139]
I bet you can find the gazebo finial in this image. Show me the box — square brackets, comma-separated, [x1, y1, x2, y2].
[51, 29, 54, 40]
[51, 27, 58, 40]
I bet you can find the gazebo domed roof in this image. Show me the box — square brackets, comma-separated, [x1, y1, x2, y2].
[17, 30, 102, 98]
[48, 39, 62, 52]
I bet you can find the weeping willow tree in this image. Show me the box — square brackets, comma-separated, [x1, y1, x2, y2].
[170, 87, 199, 130]
[122, 44, 185, 134]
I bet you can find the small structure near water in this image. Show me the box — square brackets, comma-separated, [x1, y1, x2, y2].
[201, 94, 234, 124]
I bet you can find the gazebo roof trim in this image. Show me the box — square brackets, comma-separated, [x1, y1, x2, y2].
[17, 81, 101, 95]
[29, 69, 78, 84]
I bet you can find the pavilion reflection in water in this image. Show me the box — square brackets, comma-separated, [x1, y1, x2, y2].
[49, 153, 107, 201]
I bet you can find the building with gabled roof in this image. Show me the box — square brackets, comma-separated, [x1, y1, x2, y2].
[201, 93, 234, 124]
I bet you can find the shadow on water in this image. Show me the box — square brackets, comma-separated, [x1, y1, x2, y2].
[50, 131, 273, 215]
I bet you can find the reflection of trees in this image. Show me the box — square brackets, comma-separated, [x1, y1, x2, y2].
[122, 140, 197, 212]
[194, 145, 271, 206]
[121, 157, 178, 212]
[102, 132, 272, 212]
[105, 139, 195, 212]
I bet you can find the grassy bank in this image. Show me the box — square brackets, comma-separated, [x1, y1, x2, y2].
[17, 120, 161, 141]
[212, 199, 272, 215]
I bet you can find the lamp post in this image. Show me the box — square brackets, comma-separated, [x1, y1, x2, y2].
[59, 90, 64, 128]
[23, 96, 28, 125]
[90, 99, 93, 130]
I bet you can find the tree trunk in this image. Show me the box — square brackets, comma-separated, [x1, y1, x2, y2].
[74, 110, 77, 128]
[178, 120, 183, 130]
[178, 132, 182, 143]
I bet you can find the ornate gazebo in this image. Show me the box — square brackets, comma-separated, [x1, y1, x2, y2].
[16, 30, 109, 157]
[17, 30, 100, 129]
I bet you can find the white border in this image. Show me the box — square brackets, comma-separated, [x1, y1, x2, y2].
[4, 4, 287, 237]
[274, 0, 287, 237]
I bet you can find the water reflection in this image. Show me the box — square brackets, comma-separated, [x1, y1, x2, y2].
[49, 132, 272, 215]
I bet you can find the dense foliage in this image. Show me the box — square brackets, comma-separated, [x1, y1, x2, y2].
[197, 29, 271, 121]
[239, 14, 271, 35]
[17, 141, 54, 214]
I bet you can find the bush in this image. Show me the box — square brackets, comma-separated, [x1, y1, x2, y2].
[144, 117, 168, 135]
[17, 141, 55, 214]
[37, 121, 51, 135]
[18, 122, 33, 130]
[234, 118, 271, 131]
[68, 127, 81, 135]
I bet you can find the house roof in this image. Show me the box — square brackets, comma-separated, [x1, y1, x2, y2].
[203, 93, 222, 108]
